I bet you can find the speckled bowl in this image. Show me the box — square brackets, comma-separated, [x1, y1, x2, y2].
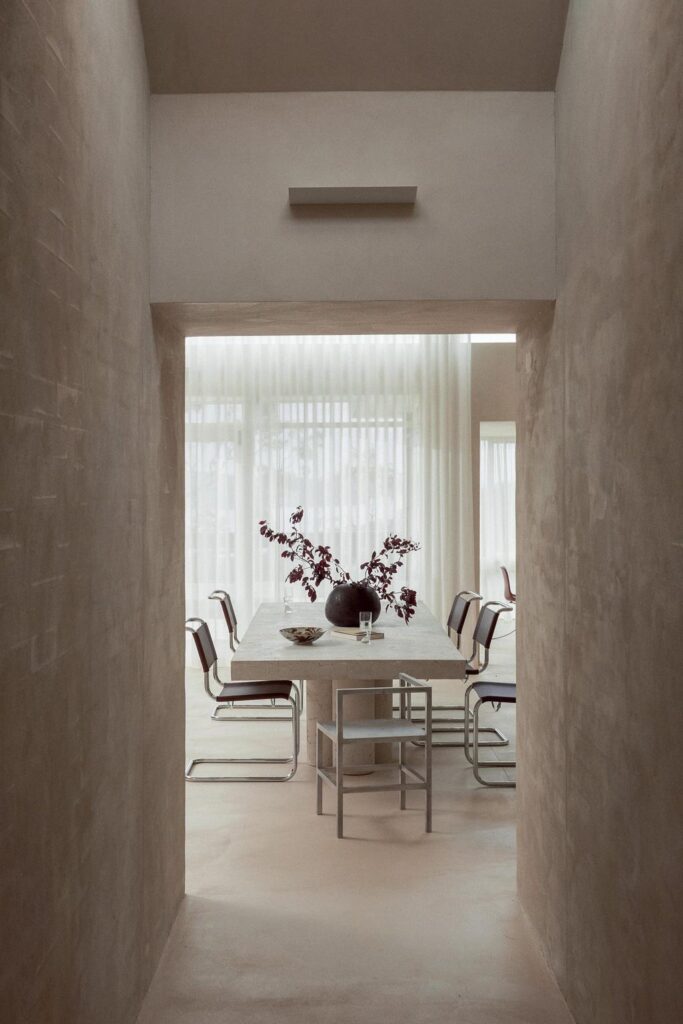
[279, 626, 326, 645]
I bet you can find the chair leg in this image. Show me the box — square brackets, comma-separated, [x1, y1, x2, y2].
[471, 698, 516, 788]
[336, 738, 344, 839]
[405, 700, 469, 724]
[410, 694, 509, 749]
[292, 690, 300, 761]
[185, 756, 296, 783]
[413, 726, 508, 749]
[187, 693, 299, 782]
[399, 698, 470, 727]
[463, 684, 477, 765]
[316, 726, 324, 815]
[211, 706, 295, 722]
[399, 740, 407, 810]
[425, 733, 432, 834]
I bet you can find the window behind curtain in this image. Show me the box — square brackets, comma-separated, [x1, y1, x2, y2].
[479, 421, 516, 606]
[185, 335, 474, 649]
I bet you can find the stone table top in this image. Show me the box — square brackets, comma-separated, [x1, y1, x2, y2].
[231, 601, 466, 681]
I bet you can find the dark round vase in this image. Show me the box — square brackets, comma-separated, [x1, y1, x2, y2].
[324, 583, 381, 627]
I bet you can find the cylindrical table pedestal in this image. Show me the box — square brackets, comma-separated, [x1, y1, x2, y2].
[304, 677, 395, 771]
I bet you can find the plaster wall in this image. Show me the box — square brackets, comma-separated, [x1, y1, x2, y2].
[0, 2, 185, 1022]
[517, 2, 683, 1021]
[150, 92, 556, 303]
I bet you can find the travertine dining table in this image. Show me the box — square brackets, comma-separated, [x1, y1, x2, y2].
[231, 601, 467, 766]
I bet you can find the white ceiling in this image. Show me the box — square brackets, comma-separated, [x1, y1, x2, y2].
[139, 0, 569, 94]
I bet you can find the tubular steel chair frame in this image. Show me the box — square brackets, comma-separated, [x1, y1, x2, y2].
[413, 595, 511, 750]
[463, 680, 516, 788]
[209, 589, 240, 650]
[185, 618, 299, 782]
[397, 590, 479, 740]
[317, 674, 432, 839]
[428, 589, 482, 745]
[208, 590, 304, 723]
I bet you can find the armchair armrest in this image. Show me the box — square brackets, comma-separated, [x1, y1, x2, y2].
[334, 675, 432, 734]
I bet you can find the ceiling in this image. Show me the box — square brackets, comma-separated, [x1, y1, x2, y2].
[139, 0, 569, 94]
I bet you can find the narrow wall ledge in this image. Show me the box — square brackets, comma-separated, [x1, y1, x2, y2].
[152, 299, 556, 337]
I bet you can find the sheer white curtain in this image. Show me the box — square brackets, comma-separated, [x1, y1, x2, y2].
[479, 422, 516, 605]
[186, 334, 474, 643]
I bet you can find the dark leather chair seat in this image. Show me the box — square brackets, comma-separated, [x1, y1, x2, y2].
[217, 681, 295, 703]
[470, 681, 516, 703]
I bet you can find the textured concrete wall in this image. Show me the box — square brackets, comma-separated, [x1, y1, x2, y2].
[517, 2, 683, 1022]
[0, 2, 185, 1022]
[151, 92, 556, 302]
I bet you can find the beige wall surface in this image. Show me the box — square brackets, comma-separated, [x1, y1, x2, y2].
[151, 92, 556, 303]
[517, 2, 683, 1022]
[0, 3, 185, 1023]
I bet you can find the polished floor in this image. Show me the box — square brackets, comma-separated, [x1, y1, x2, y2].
[137, 629, 574, 1024]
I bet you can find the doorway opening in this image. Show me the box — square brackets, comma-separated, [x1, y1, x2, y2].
[134, 312, 571, 1024]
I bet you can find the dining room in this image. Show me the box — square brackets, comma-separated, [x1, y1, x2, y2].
[183, 329, 517, 784]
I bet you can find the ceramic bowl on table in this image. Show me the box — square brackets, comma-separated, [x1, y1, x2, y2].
[279, 626, 326, 645]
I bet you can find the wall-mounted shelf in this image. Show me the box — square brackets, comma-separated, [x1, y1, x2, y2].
[288, 186, 417, 206]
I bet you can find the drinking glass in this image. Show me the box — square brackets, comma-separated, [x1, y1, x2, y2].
[283, 589, 293, 614]
[359, 611, 372, 644]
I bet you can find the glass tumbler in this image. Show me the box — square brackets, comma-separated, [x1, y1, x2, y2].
[359, 611, 372, 644]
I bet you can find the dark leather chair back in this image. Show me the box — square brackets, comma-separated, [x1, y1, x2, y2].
[473, 605, 501, 651]
[186, 619, 218, 672]
[446, 590, 481, 649]
[209, 590, 239, 648]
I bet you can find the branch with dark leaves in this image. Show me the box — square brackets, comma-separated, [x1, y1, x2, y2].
[259, 507, 350, 602]
[360, 535, 420, 622]
[259, 508, 420, 622]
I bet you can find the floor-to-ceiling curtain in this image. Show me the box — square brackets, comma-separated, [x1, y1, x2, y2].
[479, 421, 516, 606]
[186, 334, 473, 647]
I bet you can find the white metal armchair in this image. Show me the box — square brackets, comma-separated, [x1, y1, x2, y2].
[316, 674, 432, 839]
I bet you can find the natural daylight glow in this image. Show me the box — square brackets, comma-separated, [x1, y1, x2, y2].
[185, 333, 473, 626]
[191, 333, 516, 346]
[469, 333, 516, 343]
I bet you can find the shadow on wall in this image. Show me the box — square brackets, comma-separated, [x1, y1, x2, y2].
[288, 203, 419, 221]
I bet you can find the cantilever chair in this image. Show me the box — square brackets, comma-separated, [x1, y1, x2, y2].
[446, 590, 482, 646]
[464, 600, 513, 680]
[316, 674, 432, 839]
[427, 589, 482, 747]
[453, 600, 514, 784]
[412, 591, 509, 750]
[500, 566, 516, 605]
[395, 590, 478, 710]
[464, 681, 516, 788]
[208, 589, 303, 722]
[185, 617, 299, 782]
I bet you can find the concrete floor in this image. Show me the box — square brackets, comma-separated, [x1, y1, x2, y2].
[137, 629, 574, 1024]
